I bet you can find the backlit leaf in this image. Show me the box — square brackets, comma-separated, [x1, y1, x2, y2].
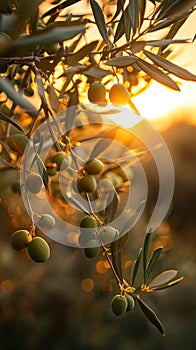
[143, 228, 153, 284]
[36, 153, 49, 189]
[128, 0, 139, 36]
[136, 297, 165, 335]
[148, 270, 178, 288]
[134, 59, 180, 91]
[106, 55, 138, 67]
[150, 277, 184, 290]
[111, 238, 123, 282]
[146, 246, 163, 282]
[105, 188, 120, 224]
[67, 40, 99, 66]
[144, 50, 196, 81]
[42, 0, 82, 19]
[120, 200, 146, 235]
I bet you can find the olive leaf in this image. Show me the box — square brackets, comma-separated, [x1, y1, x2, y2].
[143, 227, 153, 284]
[108, 0, 124, 23]
[42, 0, 82, 19]
[128, 0, 139, 36]
[84, 66, 112, 79]
[114, 6, 131, 43]
[144, 50, 196, 81]
[138, 0, 147, 29]
[149, 277, 184, 291]
[35, 153, 49, 189]
[65, 89, 79, 136]
[89, 138, 113, 159]
[136, 297, 165, 335]
[67, 40, 99, 66]
[0, 77, 39, 117]
[148, 269, 179, 289]
[105, 188, 120, 224]
[90, 0, 110, 45]
[111, 238, 123, 282]
[134, 59, 180, 91]
[156, 0, 196, 21]
[146, 246, 163, 283]
[0, 111, 24, 132]
[46, 85, 59, 112]
[149, 12, 190, 33]
[106, 55, 138, 67]
[0, 158, 18, 170]
[131, 247, 142, 286]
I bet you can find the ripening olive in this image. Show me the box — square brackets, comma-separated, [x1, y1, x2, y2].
[26, 173, 43, 194]
[28, 236, 50, 263]
[77, 174, 97, 193]
[84, 158, 104, 175]
[7, 134, 29, 154]
[99, 226, 118, 245]
[79, 216, 97, 246]
[126, 295, 135, 312]
[38, 214, 56, 230]
[111, 294, 128, 316]
[11, 230, 32, 251]
[109, 84, 130, 106]
[51, 152, 71, 170]
[80, 216, 97, 229]
[88, 81, 106, 103]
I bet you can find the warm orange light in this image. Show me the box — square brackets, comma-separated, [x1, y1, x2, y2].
[81, 278, 94, 292]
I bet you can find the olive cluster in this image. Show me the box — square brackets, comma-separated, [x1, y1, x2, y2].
[111, 294, 135, 316]
[87, 81, 130, 106]
[46, 151, 71, 177]
[77, 158, 104, 193]
[11, 229, 50, 263]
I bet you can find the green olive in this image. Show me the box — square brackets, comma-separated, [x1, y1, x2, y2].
[51, 152, 71, 170]
[111, 294, 128, 316]
[7, 134, 29, 154]
[26, 173, 43, 194]
[11, 230, 32, 251]
[109, 84, 129, 106]
[80, 216, 97, 229]
[84, 158, 104, 175]
[77, 174, 97, 193]
[84, 239, 100, 258]
[88, 81, 106, 104]
[126, 295, 135, 312]
[38, 214, 56, 230]
[79, 216, 97, 246]
[28, 236, 50, 263]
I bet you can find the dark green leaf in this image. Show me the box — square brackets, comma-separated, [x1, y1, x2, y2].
[105, 188, 120, 224]
[0, 77, 39, 117]
[136, 297, 165, 335]
[143, 228, 153, 284]
[157, 0, 196, 20]
[131, 248, 142, 286]
[144, 50, 196, 81]
[146, 38, 188, 47]
[146, 246, 163, 282]
[134, 59, 180, 91]
[148, 270, 178, 288]
[42, 0, 81, 19]
[90, 0, 109, 45]
[0, 111, 24, 132]
[84, 66, 112, 79]
[106, 55, 138, 67]
[120, 200, 146, 235]
[149, 12, 190, 33]
[36, 153, 49, 189]
[128, 0, 139, 36]
[109, 0, 124, 23]
[67, 40, 99, 66]
[111, 238, 123, 282]
[14, 24, 85, 46]
[46, 85, 59, 112]
[138, 0, 147, 29]
[65, 89, 79, 136]
[114, 6, 131, 43]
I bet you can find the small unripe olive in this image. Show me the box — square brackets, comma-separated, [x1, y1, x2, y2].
[77, 174, 97, 193]
[38, 214, 56, 230]
[99, 226, 118, 245]
[79, 216, 97, 246]
[109, 84, 129, 106]
[80, 216, 97, 229]
[7, 134, 29, 154]
[51, 152, 71, 170]
[26, 173, 43, 194]
[84, 247, 100, 258]
[28, 236, 50, 263]
[111, 294, 128, 316]
[126, 295, 135, 312]
[11, 230, 32, 251]
[46, 167, 57, 176]
[88, 81, 106, 103]
[11, 182, 21, 193]
[24, 87, 34, 97]
[84, 158, 104, 175]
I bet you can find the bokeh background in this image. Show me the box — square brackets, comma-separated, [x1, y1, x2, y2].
[1, 1, 196, 349]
